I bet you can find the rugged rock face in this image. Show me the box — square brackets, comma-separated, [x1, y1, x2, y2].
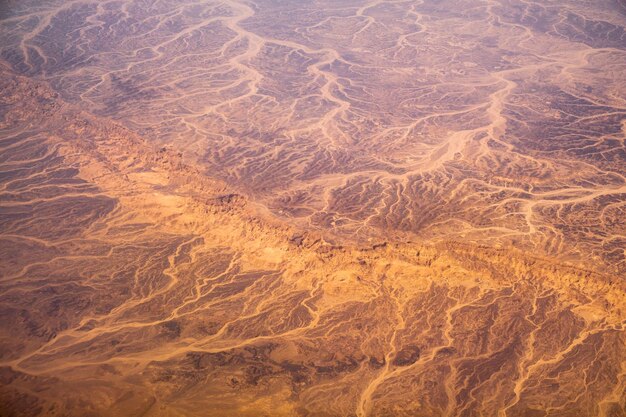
[1, 67, 624, 417]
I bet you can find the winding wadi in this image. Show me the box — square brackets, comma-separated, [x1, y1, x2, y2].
[0, 0, 625, 416]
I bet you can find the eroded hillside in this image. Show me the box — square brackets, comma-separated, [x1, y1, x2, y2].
[1, 0, 625, 274]
[0, 67, 624, 417]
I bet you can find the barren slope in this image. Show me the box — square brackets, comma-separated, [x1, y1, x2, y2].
[1, 0, 626, 416]
[1, 0, 625, 273]
[0, 66, 625, 417]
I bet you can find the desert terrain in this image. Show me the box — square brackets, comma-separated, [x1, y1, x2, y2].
[0, 0, 625, 416]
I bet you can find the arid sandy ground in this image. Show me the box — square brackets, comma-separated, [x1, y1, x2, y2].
[0, 0, 625, 416]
